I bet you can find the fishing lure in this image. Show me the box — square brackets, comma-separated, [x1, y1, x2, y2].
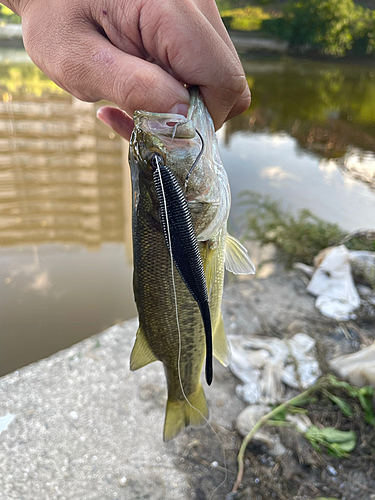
[151, 151, 213, 385]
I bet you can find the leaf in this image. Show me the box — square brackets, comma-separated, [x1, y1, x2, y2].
[324, 390, 354, 417]
[326, 375, 359, 398]
[320, 428, 356, 447]
[272, 407, 287, 421]
[358, 391, 375, 426]
[304, 426, 356, 457]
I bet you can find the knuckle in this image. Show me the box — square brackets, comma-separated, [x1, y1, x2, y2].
[118, 65, 157, 113]
[225, 73, 248, 100]
[216, 73, 250, 111]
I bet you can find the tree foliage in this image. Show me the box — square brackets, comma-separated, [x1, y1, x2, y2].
[263, 0, 375, 57]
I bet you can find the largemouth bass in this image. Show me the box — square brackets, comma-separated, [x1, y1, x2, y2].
[129, 88, 254, 441]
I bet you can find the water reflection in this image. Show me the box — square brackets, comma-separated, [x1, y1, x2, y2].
[0, 54, 136, 375]
[1, 51, 374, 376]
[0, 97, 127, 247]
[220, 57, 375, 231]
[230, 58, 375, 187]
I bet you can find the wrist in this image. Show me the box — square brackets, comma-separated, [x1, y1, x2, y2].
[1, 0, 32, 16]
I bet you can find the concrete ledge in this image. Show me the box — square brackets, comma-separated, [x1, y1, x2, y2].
[0, 24, 23, 48]
[230, 33, 289, 54]
[0, 317, 244, 499]
[0, 24, 22, 39]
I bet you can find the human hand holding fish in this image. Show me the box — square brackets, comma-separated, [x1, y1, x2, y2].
[4, 0, 250, 138]
[104, 88, 255, 440]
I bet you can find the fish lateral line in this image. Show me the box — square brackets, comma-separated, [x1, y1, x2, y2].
[151, 153, 213, 386]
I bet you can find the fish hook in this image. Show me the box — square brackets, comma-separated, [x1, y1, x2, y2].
[184, 128, 204, 190]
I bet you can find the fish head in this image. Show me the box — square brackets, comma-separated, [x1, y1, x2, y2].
[129, 90, 230, 240]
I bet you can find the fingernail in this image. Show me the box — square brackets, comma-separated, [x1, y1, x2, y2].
[96, 109, 111, 126]
[168, 103, 189, 117]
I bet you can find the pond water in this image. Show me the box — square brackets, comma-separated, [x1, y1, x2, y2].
[1, 49, 374, 376]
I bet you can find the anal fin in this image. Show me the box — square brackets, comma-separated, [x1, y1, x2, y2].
[130, 325, 157, 371]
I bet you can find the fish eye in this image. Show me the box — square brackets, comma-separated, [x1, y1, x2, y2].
[148, 152, 164, 171]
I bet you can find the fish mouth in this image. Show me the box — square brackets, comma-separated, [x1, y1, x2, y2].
[133, 111, 196, 139]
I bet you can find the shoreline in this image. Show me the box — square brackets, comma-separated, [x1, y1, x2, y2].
[1, 24, 375, 62]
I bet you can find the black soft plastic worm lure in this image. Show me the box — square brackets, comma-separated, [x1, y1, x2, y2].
[151, 152, 213, 386]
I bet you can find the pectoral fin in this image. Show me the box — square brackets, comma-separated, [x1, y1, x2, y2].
[130, 325, 157, 371]
[225, 234, 256, 275]
[213, 314, 231, 367]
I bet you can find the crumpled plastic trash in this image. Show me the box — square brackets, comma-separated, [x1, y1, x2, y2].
[307, 245, 361, 321]
[236, 404, 286, 456]
[229, 333, 321, 405]
[329, 342, 375, 387]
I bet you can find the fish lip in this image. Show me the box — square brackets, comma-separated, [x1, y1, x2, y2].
[133, 111, 196, 139]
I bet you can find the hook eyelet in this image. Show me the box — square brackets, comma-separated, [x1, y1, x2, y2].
[148, 152, 165, 171]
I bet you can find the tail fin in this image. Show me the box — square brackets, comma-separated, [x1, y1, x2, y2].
[163, 385, 208, 442]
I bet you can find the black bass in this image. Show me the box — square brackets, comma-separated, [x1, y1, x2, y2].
[129, 88, 254, 441]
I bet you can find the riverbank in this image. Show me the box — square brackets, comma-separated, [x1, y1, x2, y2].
[1, 260, 374, 498]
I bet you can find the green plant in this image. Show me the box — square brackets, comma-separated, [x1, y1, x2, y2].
[305, 426, 357, 457]
[238, 191, 375, 266]
[238, 191, 345, 266]
[232, 375, 374, 493]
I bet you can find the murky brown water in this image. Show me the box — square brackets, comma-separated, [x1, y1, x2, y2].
[1, 50, 374, 376]
[0, 52, 136, 375]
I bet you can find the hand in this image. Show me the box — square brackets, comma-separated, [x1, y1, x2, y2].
[8, 0, 250, 140]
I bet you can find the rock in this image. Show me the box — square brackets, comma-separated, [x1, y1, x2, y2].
[222, 270, 328, 338]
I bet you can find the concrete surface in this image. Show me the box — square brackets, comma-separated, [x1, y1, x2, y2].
[230, 34, 289, 54]
[2, 269, 366, 500]
[0, 318, 244, 500]
[0, 25, 22, 40]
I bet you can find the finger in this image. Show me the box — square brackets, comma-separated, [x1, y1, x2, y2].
[97, 106, 134, 141]
[40, 27, 190, 118]
[194, 0, 239, 59]
[193, 0, 251, 123]
[140, 1, 249, 129]
[225, 86, 252, 122]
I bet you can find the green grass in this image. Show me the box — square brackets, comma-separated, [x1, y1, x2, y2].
[220, 6, 275, 31]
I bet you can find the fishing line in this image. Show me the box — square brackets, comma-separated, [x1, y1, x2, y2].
[155, 156, 228, 500]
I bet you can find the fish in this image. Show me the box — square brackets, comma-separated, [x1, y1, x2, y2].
[129, 87, 255, 441]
